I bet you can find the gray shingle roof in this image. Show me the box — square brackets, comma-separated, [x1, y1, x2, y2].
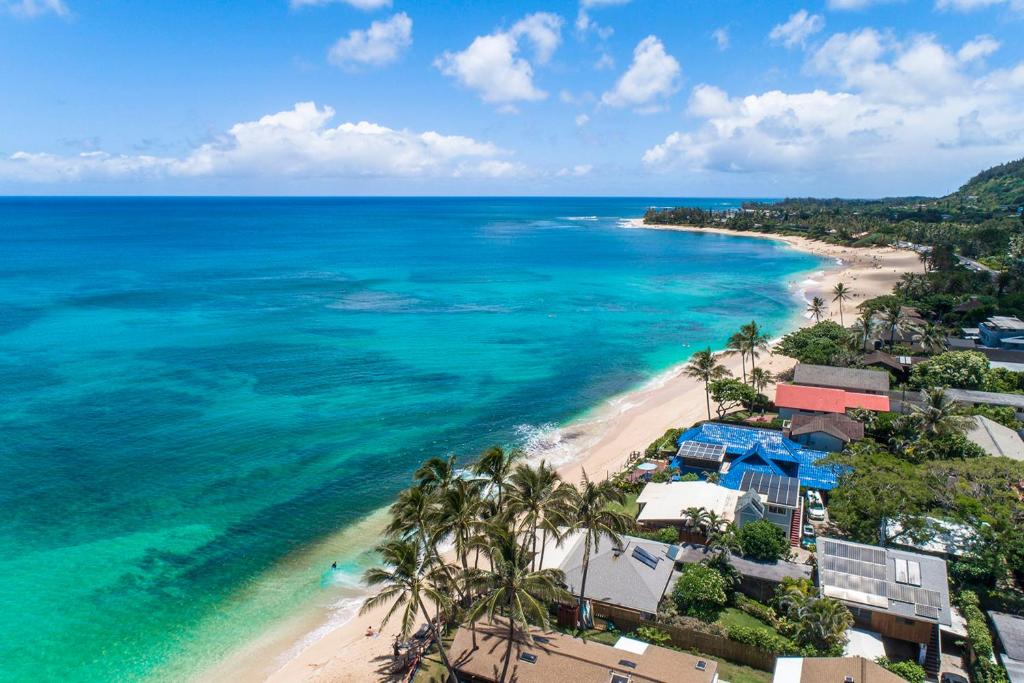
[946, 388, 1024, 411]
[668, 543, 813, 583]
[794, 364, 890, 393]
[989, 611, 1024, 683]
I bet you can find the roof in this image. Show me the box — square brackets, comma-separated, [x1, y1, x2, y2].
[775, 384, 891, 414]
[945, 388, 1024, 411]
[990, 361, 1024, 373]
[540, 531, 677, 615]
[739, 471, 801, 508]
[773, 656, 907, 683]
[954, 297, 985, 313]
[794, 363, 890, 393]
[676, 440, 727, 463]
[884, 516, 977, 558]
[817, 537, 952, 626]
[966, 416, 1024, 460]
[983, 316, 1024, 331]
[668, 542, 813, 583]
[448, 619, 718, 683]
[674, 422, 841, 491]
[989, 611, 1024, 683]
[636, 482, 748, 525]
[789, 412, 865, 443]
[861, 350, 906, 373]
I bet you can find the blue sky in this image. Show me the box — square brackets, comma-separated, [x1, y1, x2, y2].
[2, 0, 1023, 196]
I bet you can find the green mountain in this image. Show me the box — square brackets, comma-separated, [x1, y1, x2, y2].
[945, 157, 1024, 212]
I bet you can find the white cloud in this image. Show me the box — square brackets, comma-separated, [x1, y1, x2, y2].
[575, 0, 629, 38]
[957, 35, 1001, 62]
[575, 113, 591, 127]
[600, 36, 681, 109]
[328, 13, 411, 68]
[712, 27, 729, 51]
[290, 0, 391, 10]
[594, 53, 615, 70]
[434, 12, 563, 105]
[643, 30, 1024, 181]
[935, 0, 1005, 10]
[556, 164, 593, 177]
[826, 0, 889, 8]
[1, 102, 516, 183]
[769, 10, 825, 49]
[4, 0, 68, 18]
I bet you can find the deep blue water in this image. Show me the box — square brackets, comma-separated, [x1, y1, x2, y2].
[0, 197, 822, 681]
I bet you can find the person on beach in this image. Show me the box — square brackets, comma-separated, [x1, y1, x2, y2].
[366, 626, 375, 637]
[331, 562, 337, 569]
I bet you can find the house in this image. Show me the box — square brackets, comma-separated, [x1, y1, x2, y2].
[988, 611, 1024, 683]
[785, 412, 865, 453]
[772, 655, 906, 683]
[636, 481, 760, 540]
[817, 537, 952, 678]
[965, 415, 1024, 460]
[670, 542, 813, 602]
[447, 619, 719, 683]
[945, 388, 1024, 421]
[979, 315, 1024, 349]
[775, 384, 890, 418]
[537, 531, 677, 623]
[793, 363, 890, 394]
[861, 350, 924, 382]
[737, 471, 803, 546]
[883, 516, 977, 559]
[673, 422, 841, 491]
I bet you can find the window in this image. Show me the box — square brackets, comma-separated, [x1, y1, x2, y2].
[519, 653, 537, 664]
[768, 505, 787, 515]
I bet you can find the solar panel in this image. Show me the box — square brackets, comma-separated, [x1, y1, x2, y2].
[915, 604, 940, 620]
[519, 653, 537, 663]
[822, 554, 888, 581]
[894, 558, 909, 584]
[677, 440, 726, 462]
[907, 560, 922, 587]
[739, 471, 800, 507]
[632, 546, 660, 569]
[820, 539, 886, 565]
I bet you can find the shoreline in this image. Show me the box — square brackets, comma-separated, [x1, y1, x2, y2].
[200, 221, 924, 683]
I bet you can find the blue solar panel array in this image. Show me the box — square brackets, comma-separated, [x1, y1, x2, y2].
[632, 546, 661, 569]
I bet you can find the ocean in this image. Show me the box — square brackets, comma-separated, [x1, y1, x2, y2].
[0, 197, 824, 681]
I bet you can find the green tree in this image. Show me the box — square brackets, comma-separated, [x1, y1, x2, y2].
[727, 331, 749, 384]
[808, 296, 826, 323]
[684, 348, 731, 420]
[915, 322, 948, 355]
[564, 472, 634, 622]
[750, 367, 774, 394]
[776, 321, 851, 365]
[875, 657, 926, 683]
[911, 350, 990, 389]
[473, 445, 523, 510]
[466, 525, 571, 683]
[832, 283, 851, 326]
[737, 520, 789, 561]
[432, 478, 483, 598]
[361, 538, 458, 680]
[414, 454, 459, 493]
[709, 377, 758, 418]
[851, 310, 876, 351]
[672, 562, 728, 621]
[506, 461, 568, 570]
[880, 299, 914, 349]
[739, 320, 772, 374]
[910, 387, 974, 438]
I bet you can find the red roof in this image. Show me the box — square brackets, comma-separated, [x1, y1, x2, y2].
[774, 383, 890, 413]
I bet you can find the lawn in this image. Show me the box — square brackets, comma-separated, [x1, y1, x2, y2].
[604, 490, 639, 518]
[716, 607, 778, 635]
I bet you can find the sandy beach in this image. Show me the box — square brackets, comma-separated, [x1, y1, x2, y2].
[203, 220, 924, 683]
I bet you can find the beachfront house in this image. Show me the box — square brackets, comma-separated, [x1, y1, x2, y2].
[537, 531, 677, 624]
[447, 619, 719, 683]
[636, 481, 760, 542]
[772, 655, 906, 683]
[817, 537, 952, 678]
[774, 383, 890, 420]
[793, 363, 890, 394]
[672, 422, 841, 491]
[784, 412, 865, 453]
[978, 315, 1024, 349]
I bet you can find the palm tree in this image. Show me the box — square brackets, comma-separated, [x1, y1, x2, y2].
[473, 445, 522, 510]
[506, 461, 568, 570]
[910, 387, 973, 438]
[683, 347, 730, 420]
[807, 296, 826, 323]
[564, 472, 633, 623]
[880, 300, 909, 349]
[361, 538, 458, 681]
[414, 454, 458, 493]
[726, 331, 748, 383]
[682, 506, 710, 537]
[387, 486, 437, 549]
[851, 310, 876, 351]
[750, 367, 774, 394]
[739, 320, 771, 374]
[915, 322, 948, 355]
[466, 525, 570, 683]
[832, 283, 851, 326]
[432, 478, 483, 596]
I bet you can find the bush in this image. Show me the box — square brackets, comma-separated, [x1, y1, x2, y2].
[738, 520, 789, 561]
[910, 350, 990, 390]
[875, 657, 926, 683]
[726, 625, 798, 655]
[672, 563, 728, 622]
[735, 595, 780, 627]
[654, 526, 679, 544]
[633, 626, 671, 647]
[645, 427, 684, 459]
[776, 321, 851, 365]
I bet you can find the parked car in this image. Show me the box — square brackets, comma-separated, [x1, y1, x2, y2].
[803, 524, 815, 538]
[940, 674, 969, 683]
[806, 490, 826, 521]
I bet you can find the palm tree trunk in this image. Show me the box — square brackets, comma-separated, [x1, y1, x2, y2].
[703, 380, 711, 420]
[499, 608, 515, 683]
[530, 520, 538, 571]
[577, 538, 592, 627]
[741, 352, 747, 384]
[418, 600, 458, 682]
[539, 527, 548, 569]
[839, 301, 844, 326]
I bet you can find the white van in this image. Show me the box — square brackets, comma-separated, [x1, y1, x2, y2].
[806, 490, 826, 521]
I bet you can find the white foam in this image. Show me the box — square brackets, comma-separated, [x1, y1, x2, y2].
[562, 215, 599, 221]
[273, 596, 366, 667]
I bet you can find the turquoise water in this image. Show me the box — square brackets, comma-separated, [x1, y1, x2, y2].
[0, 198, 824, 681]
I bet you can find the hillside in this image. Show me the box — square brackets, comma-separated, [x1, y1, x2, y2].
[946, 157, 1024, 212]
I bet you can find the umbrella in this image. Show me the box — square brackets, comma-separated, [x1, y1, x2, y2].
[636, 462, 658, 471]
